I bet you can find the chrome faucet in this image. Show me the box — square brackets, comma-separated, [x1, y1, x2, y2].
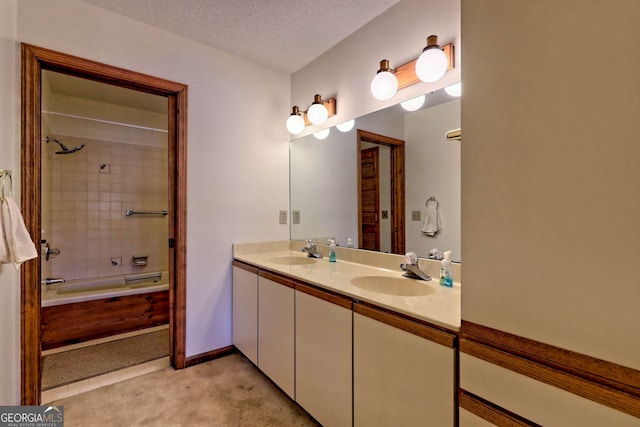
[400, 252, 431, 281]
[302, 240, 323, 258]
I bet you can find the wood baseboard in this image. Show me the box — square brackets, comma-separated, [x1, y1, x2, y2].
[185, 345, 237, 368]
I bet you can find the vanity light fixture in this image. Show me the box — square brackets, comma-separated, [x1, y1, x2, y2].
[313, 128, 331, 140]
[400, 94, 426, 111]
[286, 95, 337, 135]
[371, 37, 454, 101]
[415, 35, 449, 83]
[444, 82, 462, 97]
[371, 59, 399, 101]
[336, 119, 355, 132]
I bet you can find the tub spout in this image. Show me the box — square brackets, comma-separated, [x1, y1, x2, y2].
[43, 278, 65, 285]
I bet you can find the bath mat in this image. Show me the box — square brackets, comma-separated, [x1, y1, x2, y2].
[41, 328, 169, 390]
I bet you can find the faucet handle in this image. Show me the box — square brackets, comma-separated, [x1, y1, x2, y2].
[404, 251, 418, 265]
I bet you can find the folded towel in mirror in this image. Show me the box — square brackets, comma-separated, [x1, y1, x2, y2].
[422, 200, 442, 237]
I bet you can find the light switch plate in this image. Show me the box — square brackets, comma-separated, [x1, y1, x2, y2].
[412, 211, 421, 221]
[279, 210, 288, 224]
[292, 210, 300, 224]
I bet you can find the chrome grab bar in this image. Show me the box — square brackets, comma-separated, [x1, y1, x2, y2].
[125, 210, 168, 216]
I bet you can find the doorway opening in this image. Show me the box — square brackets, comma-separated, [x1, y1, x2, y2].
[21, 44, 188, 405]
[357, 129, 405, 254]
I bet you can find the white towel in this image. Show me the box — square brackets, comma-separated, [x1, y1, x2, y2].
[0, 196, 39, 269]
[422, 201, 442, 237]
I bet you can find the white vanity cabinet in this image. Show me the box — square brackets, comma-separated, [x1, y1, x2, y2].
[353, 303, 457, 427]
[295, 283, 353, 427]
[232, 261, 258, 365]
[257, 271, 296, 399]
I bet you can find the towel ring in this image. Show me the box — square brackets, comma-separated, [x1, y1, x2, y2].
[0, 169, 12, 200]
[426, 196, 438, 208]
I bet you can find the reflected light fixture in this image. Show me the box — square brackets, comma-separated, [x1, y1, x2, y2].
[400, 95, 426, 111]
[286, 106, 306, 134]
[313, 128, 331, 140]
[415, 35, 449, 83]
[307, 94, 329, 126]
[336, 119, 355, 132]
[371, 59, 399, 101]
[444, 82, 462, 97]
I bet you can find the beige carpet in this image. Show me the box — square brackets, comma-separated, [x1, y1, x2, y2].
[50, 353, 320, 427]
[42, 329, 169, 390]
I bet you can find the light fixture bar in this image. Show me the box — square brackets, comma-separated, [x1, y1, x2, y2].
[303, 97, 337, 126]
[395, 43, 454, 91]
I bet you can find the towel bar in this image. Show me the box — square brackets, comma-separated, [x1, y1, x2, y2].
[125, 210, 168, 216]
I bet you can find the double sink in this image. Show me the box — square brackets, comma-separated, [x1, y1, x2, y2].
[267, 255, 435, 297]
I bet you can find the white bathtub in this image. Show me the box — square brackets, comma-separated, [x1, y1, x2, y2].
[42, 270, 170, 307]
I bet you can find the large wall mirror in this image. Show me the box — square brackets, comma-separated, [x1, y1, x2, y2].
[290, 88, 461, 262]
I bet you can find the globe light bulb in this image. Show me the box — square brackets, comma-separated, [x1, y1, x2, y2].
[400, 95, 426, 112]
[415, 36, 448, 83]
[313, 128, 330, 140]
[336, 119, 355, 132]
[371, 70, 398, 101]
[307, 95, 329, 126]
[444, 82, 462, 97]
[286, 108, 305, 134]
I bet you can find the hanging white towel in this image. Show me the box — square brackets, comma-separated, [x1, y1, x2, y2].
[0, 196, 38, 269]
[422, 200, 442, 237]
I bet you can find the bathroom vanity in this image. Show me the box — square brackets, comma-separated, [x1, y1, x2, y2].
[233, 240, 461, 426]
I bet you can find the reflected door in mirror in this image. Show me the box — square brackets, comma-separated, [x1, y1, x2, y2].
[360, 147, 380, 250]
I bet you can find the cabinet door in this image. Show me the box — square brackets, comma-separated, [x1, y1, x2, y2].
[354, 307, 456, 427]
[296, 285, 352, 427]
[232, 264, 258, 364]
[258, 274, 295, 399]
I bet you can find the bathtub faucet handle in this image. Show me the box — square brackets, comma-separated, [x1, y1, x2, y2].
[44, 243, 61, 261]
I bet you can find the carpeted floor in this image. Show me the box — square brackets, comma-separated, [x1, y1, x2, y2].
[42, 329, 170, 390]
[50, 353, 320, 426]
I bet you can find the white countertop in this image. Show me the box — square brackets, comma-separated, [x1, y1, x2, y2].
[234, 246, 460, 332]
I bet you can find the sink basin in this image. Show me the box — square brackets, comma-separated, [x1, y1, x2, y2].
[350, 276, 435, 297]
[267, 255, 318, 265]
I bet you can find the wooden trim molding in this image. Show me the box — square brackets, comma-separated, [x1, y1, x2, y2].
[459, 389, 541, 427]
[295, 282, 352, 310]
[354, 302, 457, 348]
[21, 43, 188, 404]
[461, 321, 640, 418]
[185, 345, 237, 368]
[258, 270, 297, 289]
[233, 260, 259, 274]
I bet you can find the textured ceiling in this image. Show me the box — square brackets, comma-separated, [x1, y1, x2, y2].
[79, 0, 402, 73]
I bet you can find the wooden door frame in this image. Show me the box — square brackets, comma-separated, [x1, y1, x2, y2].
[356, 129, 405, 254]
[21, 43, 188, 404]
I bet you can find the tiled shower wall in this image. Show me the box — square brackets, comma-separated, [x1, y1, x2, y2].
[44, 136, 168, 280]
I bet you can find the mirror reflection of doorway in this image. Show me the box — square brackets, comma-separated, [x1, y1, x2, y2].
[357, 130, 405, 254]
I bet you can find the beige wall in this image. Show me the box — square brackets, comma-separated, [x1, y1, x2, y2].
[462, 0, 640, 370]
[0, 0, 19, 406]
